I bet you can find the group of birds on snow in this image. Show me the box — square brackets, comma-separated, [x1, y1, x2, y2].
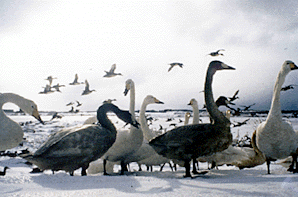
[1, 54, 298, 178]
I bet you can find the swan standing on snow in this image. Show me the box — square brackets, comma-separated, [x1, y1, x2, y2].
[149, 61, 234, 177]
[0, 93, 44, 151]
[101, 79, 143, 175]
[255, 60, 298, 174]
[124, 95, 168, 169]
[22, 103, 139, 176]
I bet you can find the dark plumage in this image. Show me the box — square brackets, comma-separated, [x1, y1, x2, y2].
[149, 61, 234, 177]
[0, 166, 9, 176]
[168, 62, 184, 72]
[229, 90, 240, 101]
[207, 49, 225, 56]
[21, 103, 139, 176]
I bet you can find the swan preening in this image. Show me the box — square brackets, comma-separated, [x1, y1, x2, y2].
[255, 60, 298, 174]
[21, 103, 139, 176]
[149, 61, 234, 177]
[0, 93, 44, 151]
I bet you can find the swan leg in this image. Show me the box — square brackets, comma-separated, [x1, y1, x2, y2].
[266, 159, 271, 174]
[120, 161, 128, 175]
[81, 164, 89, 176]
[168, 162, 174, 172]
[103, 159, 109, 175]
[288, 154, 298, 173]
[138, 164, 142, 171]
[160, 163, 165, 171]
[192, 159, 199, 174]
[69, 171, 74, 176]
[184, 160, 192, 178]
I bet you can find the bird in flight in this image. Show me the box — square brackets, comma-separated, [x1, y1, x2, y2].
[103, 64, 122, 77]
[168, 62, 184, 72]
[207, 49, 225, 56]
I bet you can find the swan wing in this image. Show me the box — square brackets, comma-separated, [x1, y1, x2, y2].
[34, 125, 115, 158]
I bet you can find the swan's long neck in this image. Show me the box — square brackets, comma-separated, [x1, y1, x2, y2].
[0, 93, 26, 113]
[97, 105, 118, 133]
[267, 68, 288, 122]
[204, 68, 229, 125]
[192, 103, 200, 124]
[129, 82, 136, 119]
[140, 100, 155, 141]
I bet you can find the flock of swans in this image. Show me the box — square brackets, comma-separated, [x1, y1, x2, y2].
[1, 60, 298, 178]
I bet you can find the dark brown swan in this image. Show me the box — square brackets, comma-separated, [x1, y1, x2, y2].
[22, 103, 139, 176]
[149, 60, 235, 177]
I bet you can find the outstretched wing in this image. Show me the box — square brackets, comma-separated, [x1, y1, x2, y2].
[109, 64, 116, 73]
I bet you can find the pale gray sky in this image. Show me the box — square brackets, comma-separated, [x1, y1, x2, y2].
[1, 0, 298, 112]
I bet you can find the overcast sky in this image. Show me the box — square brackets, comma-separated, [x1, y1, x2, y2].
[1, 0, 298, 112]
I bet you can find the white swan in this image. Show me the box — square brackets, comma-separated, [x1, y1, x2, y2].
[255, 60, 298, 174]
[139, 95, 164, 141]
[0, 93, 44, 151]
[188, 98, 200, 124]
[101, 79, 143, 175]
[124, 95, 168, 169]
[184, 112, 191, 125]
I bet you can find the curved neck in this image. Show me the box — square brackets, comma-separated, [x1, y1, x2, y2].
[267, 69, 287, 121]
[97, 104, 118, 132]
[140, 100, 155, 141]
[0, 93, 26, 112]
[204, 68, 229, 125]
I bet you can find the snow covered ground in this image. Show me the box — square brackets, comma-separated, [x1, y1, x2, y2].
[1, 111, 298, 197]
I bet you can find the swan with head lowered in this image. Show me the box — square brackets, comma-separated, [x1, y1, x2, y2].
[0, 93, 44, 151]
[21, 103, 139, 176]
[101, 79, 143, 175]
[255, 60, 298, 174]
[149, 60, 235, 177]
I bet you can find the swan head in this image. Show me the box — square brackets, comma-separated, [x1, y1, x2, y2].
[210, 60, 235, 71]
[21, 99, 44, 124]
[284, 60, 298, 71]
[188, 98, 198, 106]
[124, 79, 134, 96]
[145, 95, 164, 105]
[116, 109, 140, 129]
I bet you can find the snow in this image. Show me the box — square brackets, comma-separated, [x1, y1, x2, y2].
[1, 112, 298, 197]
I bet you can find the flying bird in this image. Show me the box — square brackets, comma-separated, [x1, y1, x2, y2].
[103, 99, 117, 104]
[103, 64, 122, 78]
[66, 102, 74, 106]
[76, 101, 82, 107]
[69, 74, 84, 85]
[82, 80, 95, 95]
[45, 76, 57, 86]
[232, 118, 250, 127]
[281, 84, 298, 91]
[39, 85, 54, 94]
[207, 49, 225, 56]
[52, 83, 65, 92]
[229, 90, 240, 102]
[168, 62, 184, 72]
[240, 103, 256, 111]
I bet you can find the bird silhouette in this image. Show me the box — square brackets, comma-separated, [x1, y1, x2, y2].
[168, 62, 184, 72]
